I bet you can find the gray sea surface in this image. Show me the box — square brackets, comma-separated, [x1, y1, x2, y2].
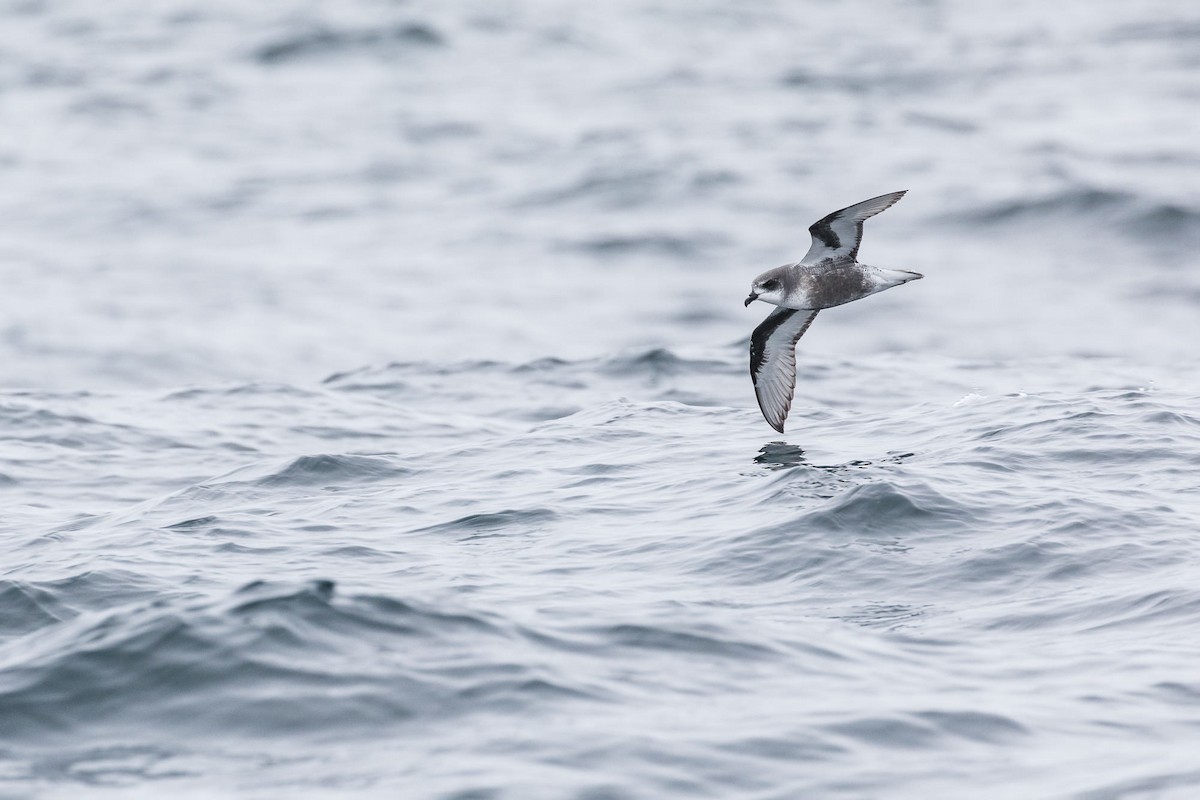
[3, 1, 1200, 798]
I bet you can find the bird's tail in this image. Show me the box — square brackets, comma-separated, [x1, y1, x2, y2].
[871, 266, 923, 289]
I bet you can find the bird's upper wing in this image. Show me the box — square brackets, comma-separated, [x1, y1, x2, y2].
[750, 306, 820, 434]
[800, 190, 906, 265]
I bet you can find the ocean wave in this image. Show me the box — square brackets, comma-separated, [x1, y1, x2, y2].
[333, 348, 737, 383]
[596, 348, 732, 379]
[789, 480, 973, 536]
[214, 453, 415, 489]
[0, 580, 597, 743]
[825, 709, 1027, 750]
[321, 348, 740, 421]
[597, 622, 780, 660]
[254, 22, 444, 65]
[557, 231, 729, 258]
[415, 507, 559, 536]
[951, 188, 1200, 244]
[1078, 769, 1200, 800]
[1107, 20, 1200, 44]
[0, 581, 65, 637]
[987, 585, 1200, 633]
[0, 398, 188, 452]
[512, 149, 740, 212]
[780, 65, 951, 95]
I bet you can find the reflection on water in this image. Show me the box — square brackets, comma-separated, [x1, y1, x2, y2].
[755, 443, 916, 473]
[754, 441, 808, 470]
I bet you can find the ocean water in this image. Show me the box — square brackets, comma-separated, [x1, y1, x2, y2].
[3, 0, 1200, 797]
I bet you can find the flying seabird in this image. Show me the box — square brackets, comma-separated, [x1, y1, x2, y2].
[745, 190, 922, 433]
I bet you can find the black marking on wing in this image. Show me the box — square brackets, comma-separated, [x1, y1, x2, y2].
[749, 307, 796, 378]
[750, 307, 820, 434]
[808, 220, 840, 252]
[803, 190, 906, 264]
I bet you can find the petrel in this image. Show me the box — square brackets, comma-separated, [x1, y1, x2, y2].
[745, 190, 922, 433]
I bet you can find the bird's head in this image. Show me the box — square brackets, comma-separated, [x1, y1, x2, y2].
[744, 268, 787, 307]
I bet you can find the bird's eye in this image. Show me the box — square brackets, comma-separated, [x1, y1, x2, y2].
[762, 280, 779, 291]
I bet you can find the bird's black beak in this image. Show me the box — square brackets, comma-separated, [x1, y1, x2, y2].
[744, 293, 758, 307]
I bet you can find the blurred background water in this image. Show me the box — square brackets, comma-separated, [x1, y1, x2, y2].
[2, 0, 1200, 798]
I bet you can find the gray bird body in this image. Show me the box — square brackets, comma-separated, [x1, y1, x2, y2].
[748, 256, 916, 312]
[745, 191, 922, 434]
